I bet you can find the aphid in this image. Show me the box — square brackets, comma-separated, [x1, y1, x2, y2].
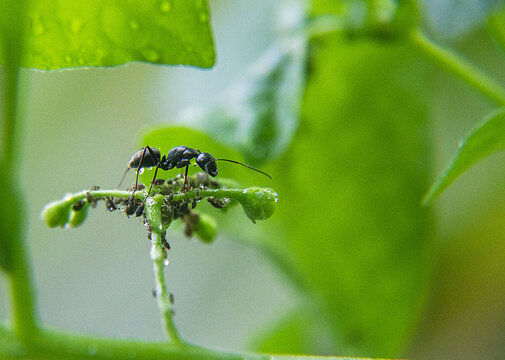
[119, 145, 272, 196]
[135, 204, 145, 217]
[207, 197, 230, 209]
[183, 223, 192, 238]
[72, 200, 86, 211]
[125, 200, 137, 216]
[161, 231, 170, 250]
[152, 178, 165, 186]
[105, 197, 117, 211]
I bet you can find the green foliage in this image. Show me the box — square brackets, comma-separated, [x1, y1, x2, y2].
[0, 0, 215, 69]
[264, 37, 431, 357]
[141, 36, 431, 359]
[176, 27, 306, 165]
[4, 0, 505, 359]
[424, 109, 505, 204]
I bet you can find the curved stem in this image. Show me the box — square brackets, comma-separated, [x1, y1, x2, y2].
[409, 29, 505, 106]
[0, 325, 266, 360]
[9, 231, 40, 341]
[57, 188, 251, 206]
[1, 0, 39, 343]
[150, 232, 181, 343]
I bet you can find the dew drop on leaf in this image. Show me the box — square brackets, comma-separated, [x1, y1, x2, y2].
[64, 55, 72, 63]
[129, 20, 140, 30]
[142, 48, 160, 62]
[160, 0, 172, 13]
[70, 18, 83, 33]
[30, 16, 44, 35]
[199, 13, 208, 22]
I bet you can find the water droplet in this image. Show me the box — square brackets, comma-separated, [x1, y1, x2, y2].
[33, 24, 44, 35]
[138, 168, 145, 175]
[195, 0, 203, 8]
[78, 58, 85, 65]
[30, 16, 44, 35]
[160, 1, 172, 13]
[64, 55, 73, 63]
[164, 258, 169, 266]
[129, 20, 140, 30]
[70, 18, 83, 33]
[199, 13, 208, 22]
[142, 48, 160, 62]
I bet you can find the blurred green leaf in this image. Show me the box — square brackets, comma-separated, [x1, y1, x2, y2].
[423, 109, 505, 204]
[264, 36, 432, 356]
[0, 0, 215, 69]
[178, 33, 306, 165]
[488, 6, 505, 54]
[252, 309, 336, 355]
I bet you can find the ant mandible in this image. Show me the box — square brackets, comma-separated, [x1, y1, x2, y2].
[119, 145, 271, 197]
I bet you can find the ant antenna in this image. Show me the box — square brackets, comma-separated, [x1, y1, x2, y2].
[118, 167, 130, 188]
[216, 159, 272, 179]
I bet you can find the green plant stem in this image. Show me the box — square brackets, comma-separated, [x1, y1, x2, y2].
[55, 188, 253, 206]
[150, 232, 181, 343]
[3, 69, 39, 343]
[409, 29, 505, 106]
[8, 231, 40, 342]
[1, 0, 39, 343]
[0, 325, 268, 360]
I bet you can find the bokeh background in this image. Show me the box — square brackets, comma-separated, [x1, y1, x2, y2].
[2, 0, 505, 359]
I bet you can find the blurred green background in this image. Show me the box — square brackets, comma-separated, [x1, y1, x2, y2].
[2, 0, 505, 359]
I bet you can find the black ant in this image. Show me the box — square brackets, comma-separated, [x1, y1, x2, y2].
[119, 145, 271, 197]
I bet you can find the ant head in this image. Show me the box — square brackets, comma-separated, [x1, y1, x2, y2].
[196, 152, 218, 177]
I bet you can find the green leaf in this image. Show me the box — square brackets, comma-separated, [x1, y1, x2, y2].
[264, 37, 432, 356]
[178, 32, 307, 165]
[423, 109, 505, 204]
[489, 7, 505, 53]
[252, 309, 337, 355]
[0, 0, 215, 69]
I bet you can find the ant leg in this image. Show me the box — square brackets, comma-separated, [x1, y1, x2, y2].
[183, 164, 190, 191]
[131, 146, 160, 198]
[146, 163, 161, 196]
[131, 147, 149, 199]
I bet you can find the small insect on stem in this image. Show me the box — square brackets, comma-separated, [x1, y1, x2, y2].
[119, 145, 272, 196]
